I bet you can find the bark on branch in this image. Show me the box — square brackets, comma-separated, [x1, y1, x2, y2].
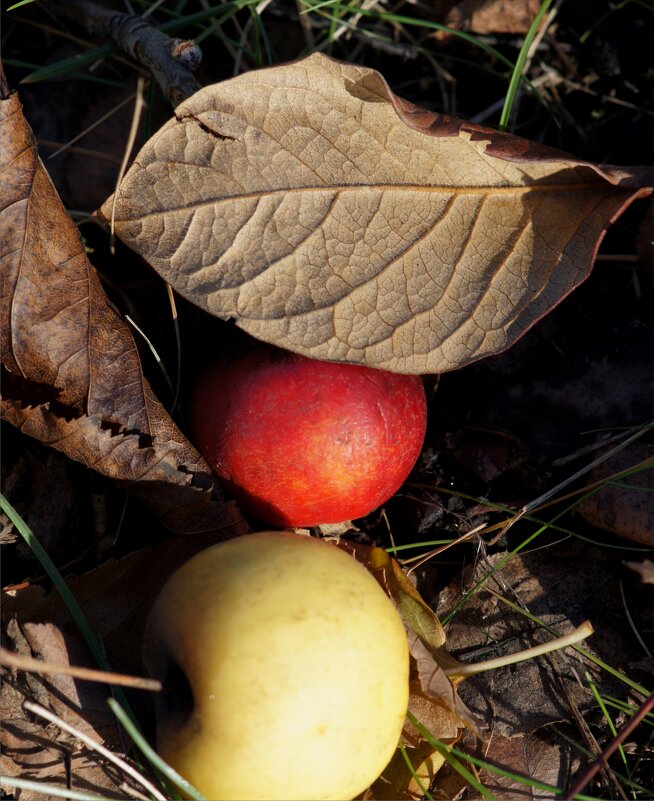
[42, 0, 202, 105]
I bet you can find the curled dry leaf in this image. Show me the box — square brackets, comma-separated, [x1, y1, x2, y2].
[407, 630, 482, 733]
[0, 90, 244, 535]
[101, 53, 653, 374]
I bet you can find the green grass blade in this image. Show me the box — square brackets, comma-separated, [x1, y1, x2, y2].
[316, 4, 514, 67]
[398, 741, 436, 801]
[386, 539, 456, 554]
[6, 0, 38, 9]
[408, 712, 604, 800]
[405, 714, 498, 800]
[601, 695, 654, 725]
[1, 493, 109, 671]
[21, 44, 116, 84]
[499, 0, 552, 130]
[585, 674, 634, 796]
[107, 699, 206, 801]
[487, 590, 651, 698]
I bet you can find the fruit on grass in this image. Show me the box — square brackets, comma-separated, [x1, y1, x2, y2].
[189, 346, 427, 527]
[144, 531, 410, 801]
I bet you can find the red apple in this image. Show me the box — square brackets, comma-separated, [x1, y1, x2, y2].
[189, 346, 427, 527]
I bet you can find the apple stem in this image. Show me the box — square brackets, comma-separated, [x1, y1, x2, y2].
[444, 620, 594, 678]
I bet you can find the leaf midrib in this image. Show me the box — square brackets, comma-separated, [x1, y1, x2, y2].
[125, 180, 609, 221]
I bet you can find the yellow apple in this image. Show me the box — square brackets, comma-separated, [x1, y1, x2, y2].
[144, 531, 409, 801]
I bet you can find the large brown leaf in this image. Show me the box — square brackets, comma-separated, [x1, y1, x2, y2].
[0, 90, 243, 535]
[100, 53, 653, 374]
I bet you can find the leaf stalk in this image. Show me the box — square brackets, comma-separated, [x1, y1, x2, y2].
[444, 620, 594, 678]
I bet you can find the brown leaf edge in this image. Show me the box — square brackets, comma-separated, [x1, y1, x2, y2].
[0, 87, 245, 536]
[350, 60, 654, 323]
[374, 70, 654, 191]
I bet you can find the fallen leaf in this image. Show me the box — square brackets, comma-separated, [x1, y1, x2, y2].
[436, 547, 640, 736]
[458, 729, 569, 800]
[0, 89, 244, 535]
[100, 53, 653, 374]
[408, 630, 482, 731]
[1, 533, 220, 677]
[575, 442, 654, 546]
[624, 559, 654, 584]
[0, 619, 137, 800]
[337, 541, 449, 648]
[443, 0, 543, 36]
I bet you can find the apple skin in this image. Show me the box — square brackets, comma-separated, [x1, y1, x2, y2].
[144, 531, 410, 801]
[189, 347, 427, 527]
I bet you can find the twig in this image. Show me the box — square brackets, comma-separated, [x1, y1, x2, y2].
[0, 646, 162, 691]
[41, 0, 202, 105]
[563, 691, 654, 800]
[0, 59, 11, 99]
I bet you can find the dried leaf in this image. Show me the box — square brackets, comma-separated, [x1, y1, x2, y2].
[101, 53, 653, 374]
[576, 442, 654, 546]
[458, 729, 568, 800]
[443, 0, 543, 36]
[370, 737, 447, 800]
[436, 548, 640, 736]
[0, 90, 244, 535]
[1, 533, 219, 676]
[338, 541, 448, 650]
[625, 559, 654, 584]
[408, 630, 482, 732]
[0, 619, 132, 799]
[390, 559, 450, 653]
